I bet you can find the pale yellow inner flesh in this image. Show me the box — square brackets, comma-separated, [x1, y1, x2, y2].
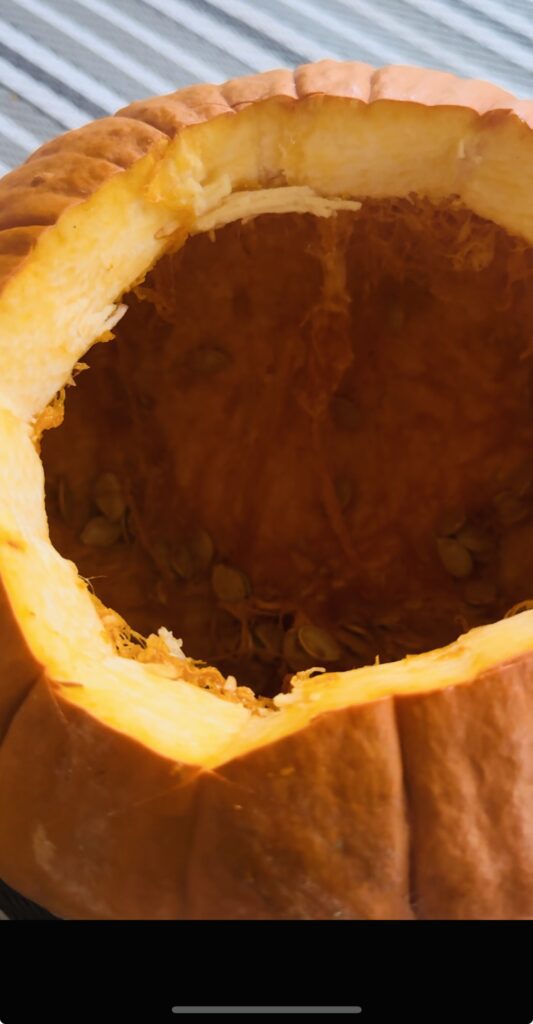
[38, 201, 533, 711]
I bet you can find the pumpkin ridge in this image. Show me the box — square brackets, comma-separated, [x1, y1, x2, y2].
[394, 654, 533, 919]
[391, 694, 419, 920]
[0, 60, 530, 300]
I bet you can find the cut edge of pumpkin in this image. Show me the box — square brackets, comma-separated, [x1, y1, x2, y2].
[1, 94, 533, 420]
[0, 94, 532, 767]
[2, 395, 533, 769]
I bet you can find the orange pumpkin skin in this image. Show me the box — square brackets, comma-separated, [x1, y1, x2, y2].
[0, 61, 531, 920]
[1, 639, 532, 920]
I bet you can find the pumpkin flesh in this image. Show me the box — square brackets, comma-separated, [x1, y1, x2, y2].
[40, 198, 533, 700]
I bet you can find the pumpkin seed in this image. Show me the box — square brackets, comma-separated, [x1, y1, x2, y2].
[152, 540, 172, 574]
[298, 624, 342, 662]
[172, 527, 214, 580]
[212, 563, 251, 603]
[504, 599, 533, 619]
[463, 579, 497, 607]
[329, 396, 360, 432]
[493, 491, 528, 527]
[282, 628, 314, 672]
[187, 345, 233, 375]
[436, 505, 466, 537]
[121, 508, 136, 543]
[337, 623, 374, 659]
[252, 619, 283, 656]
[80, 516, 122, 548]
[455, 524, 492, 556]
[172, 543, 195, 581]
[57, 480, 93, 532]
[252, 594, 282, 613]
[436, 536, 473, 578]
[92, 472, 125, 523]
[341, 622, 372, 640]
[335, 477, 353, 510]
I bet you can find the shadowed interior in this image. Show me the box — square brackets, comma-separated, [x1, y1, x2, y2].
[41, 198, 533, 698]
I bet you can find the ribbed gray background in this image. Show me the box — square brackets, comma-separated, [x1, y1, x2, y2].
[0, 0, 531, 175]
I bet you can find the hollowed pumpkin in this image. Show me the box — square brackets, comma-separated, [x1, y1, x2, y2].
[0, 60, 532, 920]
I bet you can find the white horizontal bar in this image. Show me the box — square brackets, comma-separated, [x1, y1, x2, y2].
[171, 1009, 363, 1015]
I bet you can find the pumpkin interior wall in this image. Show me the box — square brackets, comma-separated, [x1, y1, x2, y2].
[41, 199, 533, 697]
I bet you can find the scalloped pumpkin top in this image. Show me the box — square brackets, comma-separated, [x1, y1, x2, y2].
[0, 60, 532, 298]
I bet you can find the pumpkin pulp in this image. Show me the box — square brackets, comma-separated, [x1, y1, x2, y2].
[40, 198, 533, 700]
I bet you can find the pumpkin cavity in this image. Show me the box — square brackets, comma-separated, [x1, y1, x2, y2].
[39, 198, 533, 705]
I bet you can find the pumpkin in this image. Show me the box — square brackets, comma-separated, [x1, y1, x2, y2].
[0, 60, 532, 921]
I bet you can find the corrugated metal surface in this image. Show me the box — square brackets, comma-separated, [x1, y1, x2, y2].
[0, 0, 531, 174]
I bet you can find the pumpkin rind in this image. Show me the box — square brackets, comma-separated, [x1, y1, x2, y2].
[0, 687, 411, 920]
[0, 60, 532, 919]
[0, 60, 532, 295]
